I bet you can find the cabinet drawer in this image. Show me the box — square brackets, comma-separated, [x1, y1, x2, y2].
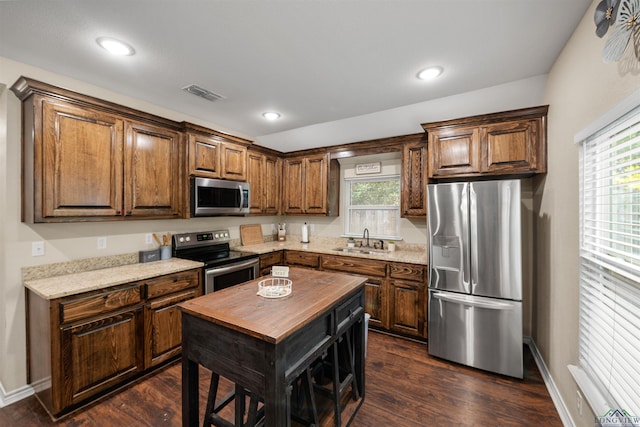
[335, 292, 364, 334]
[284, 250, 320, 268]
[61, 285, 141, 324]
[144, 270, 200, 299]
[389, 263, 426, 283]
[259, 251, 284, 269]
[321, 255, 387, 278]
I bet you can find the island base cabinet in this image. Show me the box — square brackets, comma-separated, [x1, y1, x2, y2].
[60, 307, 144, 410]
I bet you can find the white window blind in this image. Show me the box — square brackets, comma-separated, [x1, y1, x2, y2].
[344, 176, 401, 239]
[576, 104, 640, 417]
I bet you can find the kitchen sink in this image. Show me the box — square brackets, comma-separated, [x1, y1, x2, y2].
[333, 247, 389, 256]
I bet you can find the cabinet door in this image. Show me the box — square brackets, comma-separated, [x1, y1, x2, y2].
[304, 154, 328, 214]
[220, 142, 247, 181]
[389, 279, 426, 339]
[260, 251, 284, 276]
[263, 155, 281, 215]
[125, 121, 181, 218]
[283, 157, 305, 214]
[284, 250, 320, 269]
[364, 278, 387, 329]
[41, 99, 124, 219]
[144, 289, 199, 368]
[60, 307, 143, 409]
[428, 126, 480, 177]
[481, 119, 541, 173]
[401, 140, 428, 217]
[188, 133, 220, 178]
[247, 152, 264, 213]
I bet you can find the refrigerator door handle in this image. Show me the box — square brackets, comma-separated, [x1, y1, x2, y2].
[431, 292, 516, 310]
[461, 183, 471, 293]
[469, 184, 478, 294]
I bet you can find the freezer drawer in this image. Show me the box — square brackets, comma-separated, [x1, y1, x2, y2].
[428, 290, 523, 378]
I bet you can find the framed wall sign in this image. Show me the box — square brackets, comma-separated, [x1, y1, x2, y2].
[355, 162, 381, 174]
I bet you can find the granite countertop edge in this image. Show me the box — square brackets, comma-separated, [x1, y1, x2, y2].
[235, 240, 428, 265]
[24, 258, 204, 300]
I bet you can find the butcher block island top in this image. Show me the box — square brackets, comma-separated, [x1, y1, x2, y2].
[179, 268, 367, 343]
[179, 267, 368, 427]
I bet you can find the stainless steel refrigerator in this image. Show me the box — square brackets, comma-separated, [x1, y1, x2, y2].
[427, 179, 523, 378]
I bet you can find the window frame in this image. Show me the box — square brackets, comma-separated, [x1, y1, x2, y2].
[571, 94, 640, 419]
[343, 174, 402, 240]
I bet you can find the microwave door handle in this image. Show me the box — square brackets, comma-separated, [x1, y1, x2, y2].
[238, 184, 244, 210]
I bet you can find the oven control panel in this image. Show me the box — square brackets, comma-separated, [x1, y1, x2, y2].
[173, 229, 231, 249]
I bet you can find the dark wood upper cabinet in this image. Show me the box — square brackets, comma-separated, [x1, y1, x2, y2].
[184, 123, 250, 182]
[39, 98, 124, 219]
[283, 153, 339, 216]
[401, 136, 428, 218]
[125, 120, 181, 218]
[427, 126, 481, 177]
[188, 132, 220, 178]
[247, 148, 281, 215]
[423, 105, 548, 179]
[11, 77, 184, 222]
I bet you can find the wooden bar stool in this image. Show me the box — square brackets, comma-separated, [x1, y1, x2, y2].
[312, 325, 360, 427]
[204, 369, 318, 427]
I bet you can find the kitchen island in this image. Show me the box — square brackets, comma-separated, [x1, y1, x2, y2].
[178, 267, 367, 427]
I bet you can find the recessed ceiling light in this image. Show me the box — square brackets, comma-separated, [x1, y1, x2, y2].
[262, 112, 281, 121]
[96, 37, 135, 56]
[417, 66, 443, 80]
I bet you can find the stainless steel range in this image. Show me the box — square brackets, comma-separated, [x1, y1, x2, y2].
[172, 229, 259, 294]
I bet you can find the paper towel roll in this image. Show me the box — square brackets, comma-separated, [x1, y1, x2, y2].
[301, 222, 309, 243]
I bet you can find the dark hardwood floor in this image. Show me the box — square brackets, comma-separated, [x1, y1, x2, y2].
[0, 331, 561, 427]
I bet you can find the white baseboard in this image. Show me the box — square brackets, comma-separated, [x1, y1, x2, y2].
[0, 381, 34, 408]
[524, 336, 575, 427]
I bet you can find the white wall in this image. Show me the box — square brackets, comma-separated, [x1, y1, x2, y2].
[0, 54, 546, 401]
[536, 1, 640, 425]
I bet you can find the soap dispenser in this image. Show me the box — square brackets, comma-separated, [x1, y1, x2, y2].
[301, 222, 309, 243]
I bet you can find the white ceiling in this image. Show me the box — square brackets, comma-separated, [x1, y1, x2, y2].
[0, 0, 592, 151]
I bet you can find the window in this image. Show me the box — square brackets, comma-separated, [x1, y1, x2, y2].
[572, 102, 640, 417]
[344, 176, 400, 239]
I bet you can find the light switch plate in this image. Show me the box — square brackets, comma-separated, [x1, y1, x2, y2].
[97, 237, 107, 250]
[32, 241, 45, 257]
[271, 266, 290, 277]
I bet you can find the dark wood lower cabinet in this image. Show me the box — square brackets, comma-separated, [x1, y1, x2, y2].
[364, 277, 386, 329]
[259, 250, 284, 276]
[61, 307, 144, 407]
[27, 268, 201, 417]
[389, 280, 426, 337]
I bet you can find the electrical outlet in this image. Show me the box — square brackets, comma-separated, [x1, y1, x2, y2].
[576, 390, 583, 415]
[97, 237, 107, 250]
[145, 233, 153, 244]
[32, 241, 45, 257]
[310, 224, 315, 232]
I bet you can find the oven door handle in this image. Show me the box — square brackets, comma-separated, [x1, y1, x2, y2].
[205, 258, 258, 276]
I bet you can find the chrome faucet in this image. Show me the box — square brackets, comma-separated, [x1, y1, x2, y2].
[363, 228, 370, 248]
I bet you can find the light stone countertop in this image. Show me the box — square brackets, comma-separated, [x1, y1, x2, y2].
[24, 258, 204, 300]
[235, 235, 428, 266]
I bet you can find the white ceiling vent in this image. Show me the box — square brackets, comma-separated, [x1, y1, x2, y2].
[182, 84, 225, 102]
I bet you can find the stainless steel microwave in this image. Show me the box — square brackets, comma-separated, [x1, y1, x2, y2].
[190, 177, 250, 216]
